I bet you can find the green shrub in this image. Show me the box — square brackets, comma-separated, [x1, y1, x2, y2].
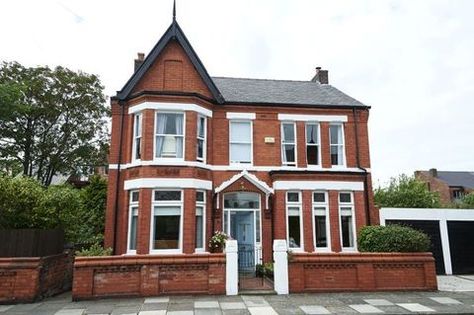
[75, 243, 112, 257]
[358, 224, 431, 252]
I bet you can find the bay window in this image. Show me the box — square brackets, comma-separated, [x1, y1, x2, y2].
[313, 191, 329, 250]
[127, 190, 139, 253]
[281, 122, 296, 165]
[229, 120, 252, 164]
[330, 124, 345, 166]
[306, 123, 320, 165]
[339, 192, 356, 250]
[195, 190, 206, 251]
[286, 191, 302, 250]
[155, 112, 184, 159]
[151, 190, 183, 252]
[132, 114, 142, 161]
[197, 115, 206, 162]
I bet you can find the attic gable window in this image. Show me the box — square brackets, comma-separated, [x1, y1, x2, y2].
[155, 112, 184, 159]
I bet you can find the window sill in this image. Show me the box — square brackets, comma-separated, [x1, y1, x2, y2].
[124, 250, 137, 255]
[313, 248, 332, 253]
[341, 248, 358, 253]
[149, 249, 182, 255]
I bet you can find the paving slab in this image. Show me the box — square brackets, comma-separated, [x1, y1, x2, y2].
[0, 306, 13, 312]
[363, 299, 394, 306]
[144, 298, 169, 304]
[349, 304, 384, 313]
[429, 296, 463, 304]
[140, 303, 168, 311]
[194, 301, 220, 308]
[247, 306, 278, 315]
[54, 309, 86, 315]
[138, 311, 166, 315]
[299, 305, 331, 314]
[220, 302, 247, 310]
[195, 309, 222, 315]
[397, 303, 435, 312]
[166, 311, 194, 315]
[438, 275, 474, 292]
[241, 296, 269, 307]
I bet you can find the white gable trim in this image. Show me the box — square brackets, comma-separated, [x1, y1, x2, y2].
[124, 178, 212, 190]
[278, 114, 348, 122]
[215, 170, 274, 194]
[128, 101, 213, 117]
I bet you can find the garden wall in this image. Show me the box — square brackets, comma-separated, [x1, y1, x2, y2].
[288, 252, 437, 293]
[72, 254, 225, 300]
[0, 252, 73, 304]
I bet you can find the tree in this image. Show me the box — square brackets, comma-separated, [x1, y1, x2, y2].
[374, 174, 441, 208]
[0, 61, 109, 186]
[461, 193, 474, 209]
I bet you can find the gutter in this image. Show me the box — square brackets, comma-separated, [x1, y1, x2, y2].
[112, 101, 126, 255]
[352, 107, 372, 225]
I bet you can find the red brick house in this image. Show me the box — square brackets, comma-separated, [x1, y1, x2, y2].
[104, 16, 377, 268]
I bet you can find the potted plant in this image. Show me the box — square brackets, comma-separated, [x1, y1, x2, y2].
[209, 231, 228, 253]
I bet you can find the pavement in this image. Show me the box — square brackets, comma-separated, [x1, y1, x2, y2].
[1, 276, 474, 315]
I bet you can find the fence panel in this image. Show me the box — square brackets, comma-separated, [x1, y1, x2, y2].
[0, 229, 64, 257]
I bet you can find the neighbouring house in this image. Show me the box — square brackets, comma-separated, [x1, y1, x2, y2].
[104, 14, 376, 263]
[415, 168, 474, 204]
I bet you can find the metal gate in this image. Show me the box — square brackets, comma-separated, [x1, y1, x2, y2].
[238, 245, 262, 289]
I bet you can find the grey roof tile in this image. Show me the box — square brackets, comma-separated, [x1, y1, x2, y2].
[211, 77, 366, 107]
[437, 171, 474, 189]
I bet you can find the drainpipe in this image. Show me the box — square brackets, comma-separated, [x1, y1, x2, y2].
[352, 107, 371, 225]
[112, 101, 126, 255]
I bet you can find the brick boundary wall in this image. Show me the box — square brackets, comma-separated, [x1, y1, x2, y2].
[72, 254, 225, 300]
[288, 252, 437, 293]
[0, 252, 73, 304]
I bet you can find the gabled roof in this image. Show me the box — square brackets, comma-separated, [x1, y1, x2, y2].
[212, 77, 365, 107]
[116, 20, 224, 103]
[436, 171, 474, 189]
[215, 170, 274, 194]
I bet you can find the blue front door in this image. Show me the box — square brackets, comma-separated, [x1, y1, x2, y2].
[231, 211, 255, 270]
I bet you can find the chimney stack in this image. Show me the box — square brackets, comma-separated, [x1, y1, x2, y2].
[134, 53, 145, 72]
[311, 66, 329, 84]
[429, 168, 438, 178]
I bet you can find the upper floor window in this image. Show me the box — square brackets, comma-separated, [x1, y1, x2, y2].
[306, 123, 320, 165]
[339, 192, 355, 250]
[155, 112, 184, 159]
[330, 124, 345, 166]
[286, 191, 302, 250]
[127, 190, 139, 253]
[132, 114, 142, 161]
[281, 122, 296, 166]
[229, 120, 252, 164]
[197, 115, 206, 162]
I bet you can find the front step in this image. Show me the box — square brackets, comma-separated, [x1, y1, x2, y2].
[239, 289, 277, 295]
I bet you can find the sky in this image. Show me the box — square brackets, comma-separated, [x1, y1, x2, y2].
[1, 0, 473, 186]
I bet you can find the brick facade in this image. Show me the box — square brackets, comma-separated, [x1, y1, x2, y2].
[0, 253, 73, 304]
[72, 254, 225, 300]
[104, 18, 376, 272]
[288, 252, 437, 292]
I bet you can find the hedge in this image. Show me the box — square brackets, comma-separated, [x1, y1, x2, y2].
[358, 224, 431, 253]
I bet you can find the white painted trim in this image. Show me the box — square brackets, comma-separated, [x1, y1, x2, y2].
[278, 114, 348, 122]
[273, 240, 289, 294]
[274, 180, 364, 191]
[214, 170, 274, 194]
[439, 219, 453, 275]
[124, 178, 212, 190]
[226, 112, 256, 120]
[128, 101, 212, 117]
[225, 240, 238, 295]
[109, 162, 370, 173]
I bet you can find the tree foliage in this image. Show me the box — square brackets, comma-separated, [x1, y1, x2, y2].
[460, 193, 474, 209]
[374, 174, 441, 208]
[0, 61, 109, 186]
[0, 175, 107, 245]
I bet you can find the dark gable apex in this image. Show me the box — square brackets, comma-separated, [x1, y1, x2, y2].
[116, 20, 224, 104]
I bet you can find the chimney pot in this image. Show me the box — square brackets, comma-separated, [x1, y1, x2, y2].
[134, 52, 145, 72]
[429, 168, 438, 178]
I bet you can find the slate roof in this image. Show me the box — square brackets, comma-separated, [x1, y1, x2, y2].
[212, 77, 366, 107]
[436, 171, 474, 189]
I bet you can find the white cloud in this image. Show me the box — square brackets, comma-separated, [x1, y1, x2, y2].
[1, 0, 473, 185]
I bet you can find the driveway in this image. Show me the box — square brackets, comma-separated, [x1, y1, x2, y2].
[438, 275, 474, 292]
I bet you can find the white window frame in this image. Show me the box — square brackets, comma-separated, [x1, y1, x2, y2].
[281, 122, 297, 166]
[149, 189, 184, 254]
[286, 191, 304, 252]
[312, 191, 331, 252]
[132, 113, 142, 162]
[195, 190, 206, 252]
[229, 120, 253, 165]
[154, 111, 186, 161]
[338, 191, 357, 252]
[305, 122, 321, 167]
[329, 123, 346, 167]
[196, 115, 206, 162]
[127, 190, 139, 254]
